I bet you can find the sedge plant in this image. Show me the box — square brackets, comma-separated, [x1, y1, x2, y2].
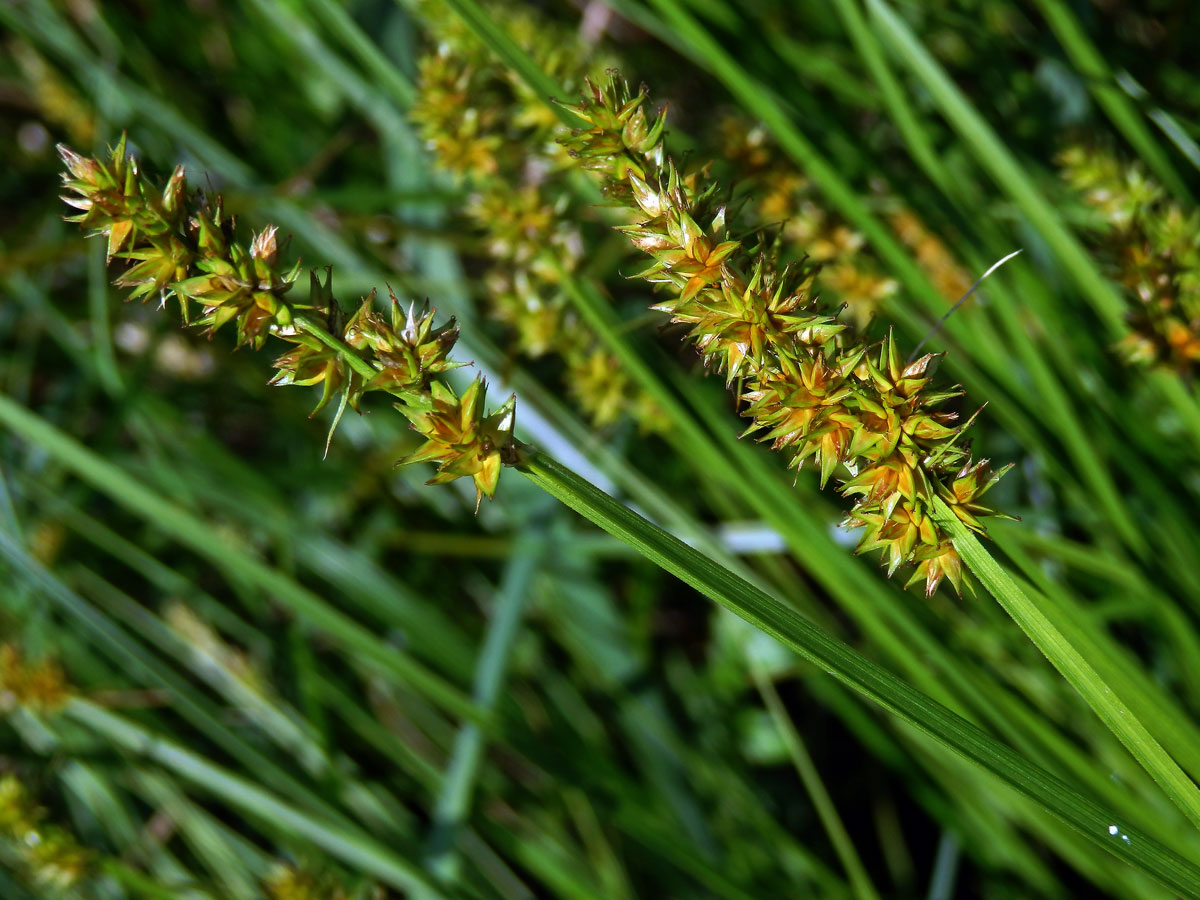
[36, 123, 1200, 898]
[558, 73, 1011, 597]
[6, 1, 1200, 895]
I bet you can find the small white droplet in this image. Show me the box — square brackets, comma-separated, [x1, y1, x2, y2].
[1122, 834, 1131, 844]
[1108, 825, 1119, 835]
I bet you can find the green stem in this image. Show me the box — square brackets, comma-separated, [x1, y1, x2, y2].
[932, 496, 1200, 834]
[749, 659, 882, 900]
[515, 448, 1200, 898]
[294, 313, 378, 380]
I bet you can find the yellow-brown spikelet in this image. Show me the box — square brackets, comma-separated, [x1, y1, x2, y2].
[560, 74, 1013, 596]
[343, 289, 467, 394]
[0, 644, 72, 713]
[1060, 145, 1200, 376]
[400, 377, 517, 510]
[269, 272, 360, 417]
[714, 115, 900, 329]
[59, 140, 517, 504]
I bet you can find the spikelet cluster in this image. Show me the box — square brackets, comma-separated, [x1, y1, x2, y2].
[560, 75, 1011, 595]
[410, 6, 661, 431]
[716, 118, 897, 330]
[0, 643, 71, 713]
[1060, 146, 1200, 375]
[0, 776, 91, 891]
[59, 140, 516, 507]
[717, 116, 972, 325]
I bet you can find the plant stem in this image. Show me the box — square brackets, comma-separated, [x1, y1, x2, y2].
[295, 313, 379, 381]
[749, 659, 882, 900]
[514, 447, 1200, 899]
[932, 495, 1200, 833]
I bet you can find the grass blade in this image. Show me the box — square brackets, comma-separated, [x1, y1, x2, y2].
[933, 496, 1200, 834]
[517, 448, 1200, 899]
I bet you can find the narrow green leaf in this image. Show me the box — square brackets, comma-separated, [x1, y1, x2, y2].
[517, 449, 1200, 899]
[934, 496, 1200, 835]
[0, 392, 481, 725]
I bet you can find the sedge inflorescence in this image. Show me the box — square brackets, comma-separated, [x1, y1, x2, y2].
[409, 5, 662, 431]
[560, 74, 1011, 596]
[58, 138, 515, 507]
[715, 116, 973, 329]
[1060, 146, 1200, 376]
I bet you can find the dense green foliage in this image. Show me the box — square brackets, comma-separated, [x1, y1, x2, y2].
[3, 1, 1200, 898]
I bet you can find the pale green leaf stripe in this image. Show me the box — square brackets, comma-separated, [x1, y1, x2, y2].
[516, 450, 1200, 900]
[63, 700, 445, 898]
[0, 392, 480, 726]
[933, 496, 1200, 833]
[865, 0, 1128, 335]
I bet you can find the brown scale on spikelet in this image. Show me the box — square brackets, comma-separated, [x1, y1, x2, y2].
[409, 7, 664, 434]
[59, 140, 516, 506]
[560, 74, 1012, 595]
[1060, 145, 1200, 377]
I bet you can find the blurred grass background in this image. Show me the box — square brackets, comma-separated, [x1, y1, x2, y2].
[3, 0, 1200, 897]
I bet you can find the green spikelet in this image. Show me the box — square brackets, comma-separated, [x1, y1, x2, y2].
[59, 140, 516, 506]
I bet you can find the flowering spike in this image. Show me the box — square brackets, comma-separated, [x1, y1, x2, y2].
[60, 144, 517, 501]
[560, 73, 1012, 595]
